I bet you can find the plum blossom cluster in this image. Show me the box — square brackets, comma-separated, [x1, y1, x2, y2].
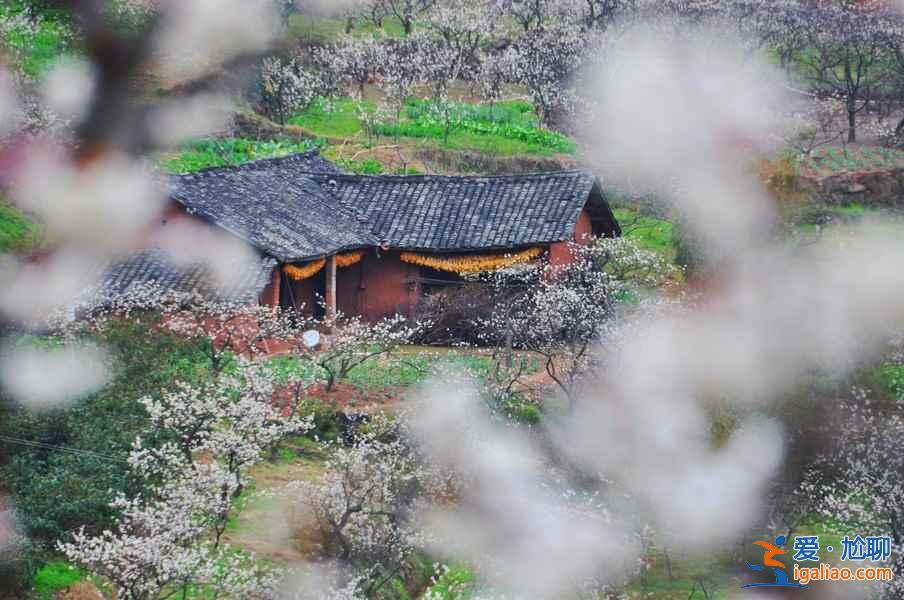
[293, 312, 428, 392]
[73, 282, 427, 397]
[60, 361, 311, 599]
[296, 0, 590, 132]
[288, 416, 440, 597]
[0, 0, 284, 337]
[801, 389, 904, 598]
[260, 56, 325, 125]
[477, 237, 675, 407]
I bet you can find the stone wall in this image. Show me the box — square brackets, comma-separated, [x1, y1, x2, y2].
[798, 168, 904, 207]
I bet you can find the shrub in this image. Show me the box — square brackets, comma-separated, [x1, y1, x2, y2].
[423, 565, 476, 600]
[338, 157, 384, 174]
[0, 322, 213, 542]
[877, 363, 904, 403]
[0, 2, 74, 78]
[0, 200, 40, 253]
[413, 283, 501, 346]
[502, 395, 542, 425]
[298, 398, 343, 442]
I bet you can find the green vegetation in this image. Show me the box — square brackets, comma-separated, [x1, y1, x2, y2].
[876, 362, 904, 403]
[287, 13, 407, 44]
[159, 138, 325, 173]
[291, 97, 365, 138]
[375, 99, 577, 155]
[1, 322, 214, 544]
[287, 13, 349, 44]
[290, 97, 577, 156]
[786, 202, 900, 237]
[267, 350, 510, 391]
[0, 201, 40, 252]
[0, 2, 74, 78]
[31, 561, 86, 600]
[422, 565, 477, 600]
[797, 146, 904, 178]
[628, 554, 735, 600]
[614, 208, 677, 260]
[338, 157, 386, 174]
[622, 516, 846, 599]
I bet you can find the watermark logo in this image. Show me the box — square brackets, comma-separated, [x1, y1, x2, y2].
[741, 534, 895, 590]
[743, 535, 807, 589]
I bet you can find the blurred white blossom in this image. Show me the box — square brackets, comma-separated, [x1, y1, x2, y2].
[41, 59, 96, 123]
[0, 342, 110, 409]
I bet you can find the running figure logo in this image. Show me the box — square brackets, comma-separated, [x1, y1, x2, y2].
[743, 535, 808, 589]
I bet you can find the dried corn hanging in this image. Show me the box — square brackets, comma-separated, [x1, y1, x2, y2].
[336, 250, 365, 268]
[284, 259, 326, 281]
[400, 247, 543, 275]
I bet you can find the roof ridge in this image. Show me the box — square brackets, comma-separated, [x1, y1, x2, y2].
[176, 148, 328, 177]
[301, 169, 594, 181]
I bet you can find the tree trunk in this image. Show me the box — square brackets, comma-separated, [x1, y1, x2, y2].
[847, 107, 856, 143]
[505, 327, 514, 369]
[895, 116, 904, 137]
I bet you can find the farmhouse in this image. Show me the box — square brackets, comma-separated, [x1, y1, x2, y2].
[104, 150, 621, 320]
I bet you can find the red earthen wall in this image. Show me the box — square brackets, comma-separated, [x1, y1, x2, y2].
[337, 260, 364, 316]
[275, 252, 418, 320]
[163, 203, 597, 321]
[548, 208, 594, 268]
[359, 251, 420, 321]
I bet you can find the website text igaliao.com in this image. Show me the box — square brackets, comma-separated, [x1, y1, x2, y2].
[793, 563, 895, 585]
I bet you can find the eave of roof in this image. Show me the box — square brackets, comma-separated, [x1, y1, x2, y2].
[169, 150, 377, 263]
[306, 169, 601, 253]
[167, 150, 617, 262]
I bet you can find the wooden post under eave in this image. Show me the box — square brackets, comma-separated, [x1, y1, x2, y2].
[325, 255, 337, 328]
[268, 265, 281, 309]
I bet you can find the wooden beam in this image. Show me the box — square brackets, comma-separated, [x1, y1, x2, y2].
[325, 255, 337, 326]
[265, 265, 280, 309]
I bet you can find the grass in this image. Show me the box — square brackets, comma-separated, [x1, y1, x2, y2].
[158, 138, 324, 173]
[786, 202, 904, 240]
[287, 13, 408, 44]
[346, 352, 500, 389]
[290, 97, 364, 138]
[621, 515, 853, 599]
[290, 97, 577, 156]
[613, 207, 677, 260]
[266, 349, 509, 391]
[31, 561, 87, 600]
[225, 439, 328, 536]
[628, 556, 737, 600]
[0, 200, 39, 252]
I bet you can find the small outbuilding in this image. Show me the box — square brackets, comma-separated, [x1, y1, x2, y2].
[107, 150, 621, 320]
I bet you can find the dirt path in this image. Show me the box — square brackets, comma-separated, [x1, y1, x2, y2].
[221, 441, 328, 563]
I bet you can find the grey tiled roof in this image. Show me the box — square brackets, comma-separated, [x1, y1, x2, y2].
[170, 150, 375, 262]
[168, 151, 619, 261]
[91, 249, 276, 306]
[308, 170, 618, 252]
[169, 149, 343, 177]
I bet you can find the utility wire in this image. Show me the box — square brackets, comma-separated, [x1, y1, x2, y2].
[0, 434, 129, 463]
